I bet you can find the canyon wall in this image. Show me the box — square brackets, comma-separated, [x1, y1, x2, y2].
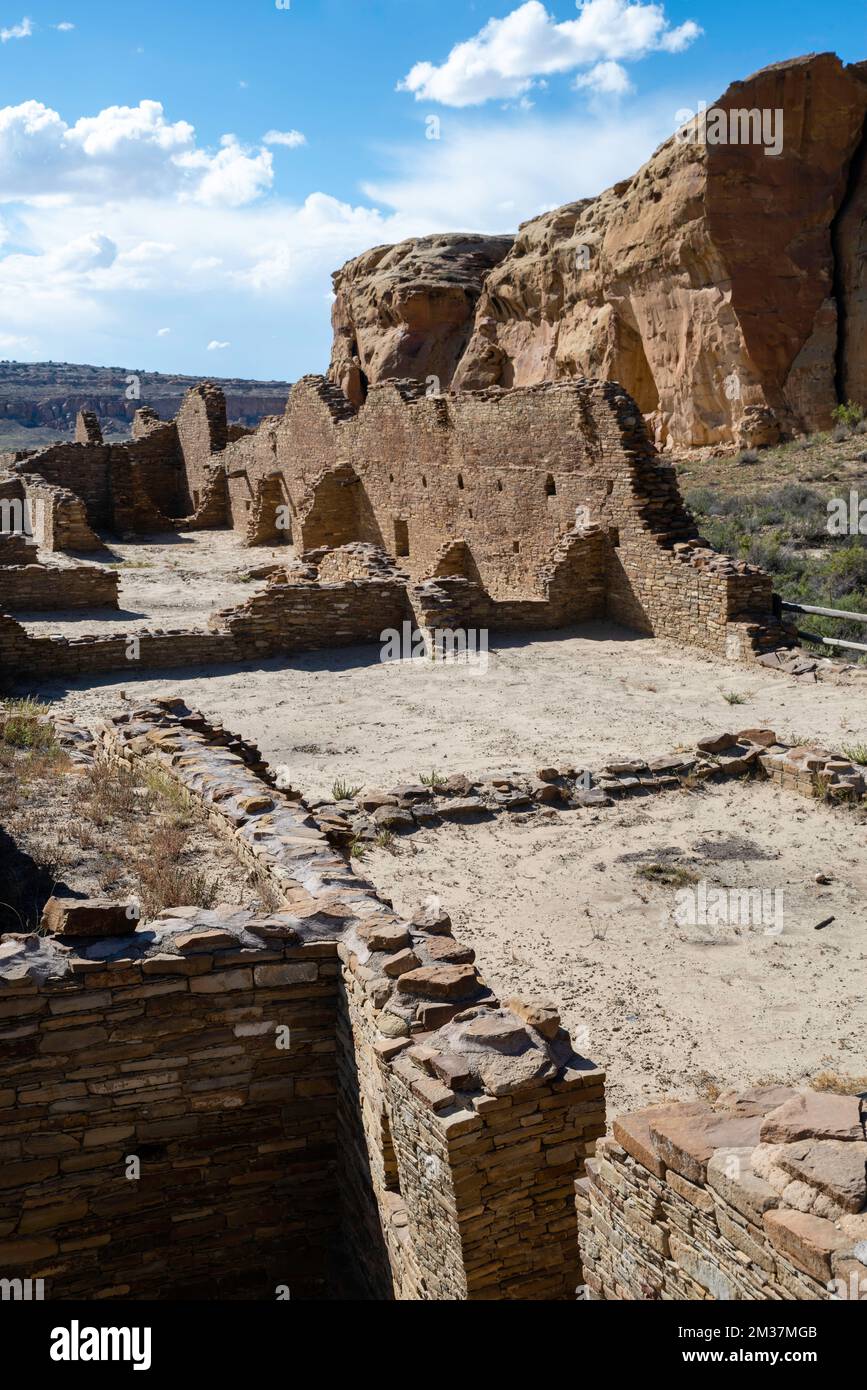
[330, 54, 867, 450]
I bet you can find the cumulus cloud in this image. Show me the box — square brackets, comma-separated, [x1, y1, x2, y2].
[0, 100, 273, 205]
[1, 17, 32, 42]
[0, 84, 673, 373]
[573, 59, 632, 94]
[207, 340, 230, 350]
[157, 327, 171, 336]
[56, 21, 75, 31]
[398, 0, 700, 106]
[263, 129, 307, 148]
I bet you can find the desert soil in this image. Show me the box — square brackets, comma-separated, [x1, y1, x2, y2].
[364, 780, 867, 1115]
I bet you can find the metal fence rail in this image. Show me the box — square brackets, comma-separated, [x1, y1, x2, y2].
[778, 599, 867, 655]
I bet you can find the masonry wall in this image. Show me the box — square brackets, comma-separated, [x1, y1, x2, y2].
[0, 939, 340, 1299]
[578, 1090, 867, 1302]
[0, 563, 119, 611]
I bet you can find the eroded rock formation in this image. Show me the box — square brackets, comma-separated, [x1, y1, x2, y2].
[329, 54, 867, 449]
[330, 232, 513, 408]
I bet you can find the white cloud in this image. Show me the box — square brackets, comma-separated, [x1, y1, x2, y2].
[263, 129, 307, 148]
[56, 21, 75, 31]
[398, 0, 700, 106]
[1, 16, 32, 42]
[207, 340, 230, 350]
[174, 136, 273, 207]
[157, 327, 171, 336]
[51, 231, 117, 271]
[0, 331, 34, 352]
[364, 103, 669, 229]
[0, 99, 273, 205]
[0, 86, 673, 374]
[573, 59, 632, 94]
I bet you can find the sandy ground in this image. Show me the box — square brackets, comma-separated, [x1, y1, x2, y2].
[16, 531, 866, 796]
[20, 623, 867, 801]
[9, 532, 867, 1120]
[19, 530, 291, 636]
[364, 780, 867, 1116]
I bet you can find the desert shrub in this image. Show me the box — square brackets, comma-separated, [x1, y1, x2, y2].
[1, 698, 56, 751]
[831, 401, 864, 430]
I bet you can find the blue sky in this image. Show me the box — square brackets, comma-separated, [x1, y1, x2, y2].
[0, 0, 864, 379]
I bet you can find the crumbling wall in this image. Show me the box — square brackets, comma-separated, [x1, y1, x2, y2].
[216, 375, 782, 658]
[22, 476, 104, 552]
[175, 383, 229, 518]
[0, 560, 119, 611]
[578, 1089, 867, 1301]
[15, 444, 113, 529]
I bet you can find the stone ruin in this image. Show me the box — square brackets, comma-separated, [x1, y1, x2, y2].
[0, 698, 863, 1300]
[0, 374, 798, 681]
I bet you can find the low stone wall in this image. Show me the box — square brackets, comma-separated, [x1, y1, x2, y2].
[0, 615, 241, 680]
[0, 562, 119, 612]
[578, 1088, 867, 1301]
[306, 728, 867, 852]
[215, 574, 411, 656]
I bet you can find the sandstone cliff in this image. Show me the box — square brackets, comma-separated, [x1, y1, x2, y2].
[329, 232, 513, 408]
[329, 54, 867, 450]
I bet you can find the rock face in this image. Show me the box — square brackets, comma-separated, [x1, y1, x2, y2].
[329, 232, 513, 408]
[330, 54, 867, 449]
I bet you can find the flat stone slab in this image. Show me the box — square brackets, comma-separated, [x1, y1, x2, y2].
[613, 1103, 711, 1180]
[396, 964, 480, 1001]
[435, 797, 488, 818]
[648, 1108, 766, 1184]
[760, 1092, 864, 1144]
[763, 1208, 850, 1282]
[41, 896, 134, 938]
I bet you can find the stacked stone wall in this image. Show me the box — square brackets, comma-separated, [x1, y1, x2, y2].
[0, 699, 607, 1300]
[0, 931, 340, 1299]
[579, 1089, 867, 1301]
[0, 562, 119, 611]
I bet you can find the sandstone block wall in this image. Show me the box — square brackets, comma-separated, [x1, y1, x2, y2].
[0, 924, 340, 1299]
[0, 561, 119, 612]
[217, 375, 782, 658]
[579, 1089, 867, 1301]
[0, 698, 607, 1300]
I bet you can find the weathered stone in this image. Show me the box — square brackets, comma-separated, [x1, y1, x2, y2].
[760, 1092, 864, 1144]
[774, 1139, 867, 1214]
[763, 1209, 851, 1282]
[707, 1148, 779, 1225]
[506, 996, 561, 1041]
[396, 965, 480, 1001]
[41, 896, 133, 938]
[649, 1107, 764, 1184]
[381, 949, 421, 978]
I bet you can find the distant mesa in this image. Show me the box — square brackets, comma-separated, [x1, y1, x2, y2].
[0, 360, 292, 445]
